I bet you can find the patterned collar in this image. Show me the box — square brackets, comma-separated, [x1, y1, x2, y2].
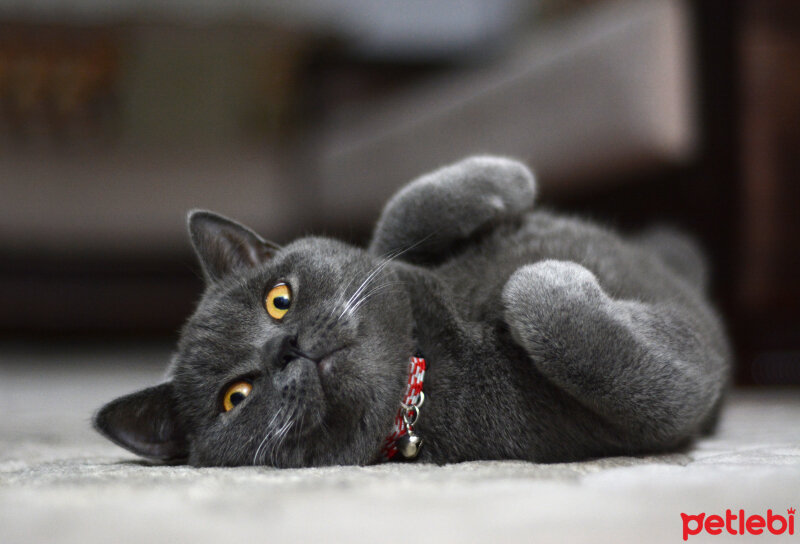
[379, 355, 426, 462]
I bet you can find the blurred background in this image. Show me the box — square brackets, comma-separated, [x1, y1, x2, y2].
[0, 0, 798, 385]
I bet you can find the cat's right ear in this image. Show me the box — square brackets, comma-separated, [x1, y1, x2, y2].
[188, 210, 279, 283]
[93, 382, 189, 462]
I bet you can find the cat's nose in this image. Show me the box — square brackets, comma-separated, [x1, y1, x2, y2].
[262, 334, 302, 370]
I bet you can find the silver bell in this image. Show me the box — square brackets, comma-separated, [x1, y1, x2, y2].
[396, 433, 423, 459]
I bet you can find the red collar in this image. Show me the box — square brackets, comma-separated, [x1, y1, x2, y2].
[379, 355, 426, 462]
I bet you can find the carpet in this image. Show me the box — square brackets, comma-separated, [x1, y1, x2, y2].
[1, 344, 798, 543]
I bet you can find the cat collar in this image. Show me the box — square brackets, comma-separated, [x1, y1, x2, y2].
[379, 355, 426, 462]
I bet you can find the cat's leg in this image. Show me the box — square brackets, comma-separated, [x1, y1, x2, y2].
[369, 156, 536, 262]
[502, 260, 728, 450]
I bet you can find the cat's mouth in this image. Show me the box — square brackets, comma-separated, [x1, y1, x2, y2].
[285, 343, 349, 377]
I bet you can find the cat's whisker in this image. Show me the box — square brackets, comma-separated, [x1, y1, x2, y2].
[340, 245, 409, 313]
[263, 423, 284, 466]
[253, 411, 279, 465]
[339, 254, 396, 319]
[269, 408, 296, 467]
[337, 237, 431, 321]
[332, 277, 356, 313]
[267, 406, 292, 466]
[260, 422, 281, 466]
[330, 275, 359, 319]
[276, 410, 297, 452]
[329, 260, 369, 318]
[252, 397, 307, 467]
[253, 408, 283, 466]
[329, 290, 347, 319]
[345, 281, 405, 318]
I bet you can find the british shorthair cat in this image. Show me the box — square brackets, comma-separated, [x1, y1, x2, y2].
[94, 156, 730, 467]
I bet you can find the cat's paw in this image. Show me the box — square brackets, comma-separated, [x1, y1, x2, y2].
[504, 260, 606, 308]
[370, 156, 536, 257]
[429, 156, 536, 217]
[502, 260, 608, 359]
[405, 156, 536, 234]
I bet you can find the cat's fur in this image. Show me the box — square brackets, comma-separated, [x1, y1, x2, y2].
[94, 156, 731, 467]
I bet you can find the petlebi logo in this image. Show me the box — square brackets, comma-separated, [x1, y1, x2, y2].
[681, 508, 795, 540]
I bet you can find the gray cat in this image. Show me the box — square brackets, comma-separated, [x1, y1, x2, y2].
[94, 156, 731, 467]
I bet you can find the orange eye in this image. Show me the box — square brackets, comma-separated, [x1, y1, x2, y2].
[265, 282, 292, 320]
[222, 381, 252, 412]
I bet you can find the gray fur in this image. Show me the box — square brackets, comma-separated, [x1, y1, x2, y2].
[94, 156, 731, 466]
[370, 156, 536, 262]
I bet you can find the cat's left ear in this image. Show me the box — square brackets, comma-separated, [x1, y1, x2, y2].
[93, 382, 189, 462]
[188, 210, 279, 283]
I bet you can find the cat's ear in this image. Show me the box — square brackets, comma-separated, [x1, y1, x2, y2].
[93, 382, 189, 462]
[188, 210, 279, 282]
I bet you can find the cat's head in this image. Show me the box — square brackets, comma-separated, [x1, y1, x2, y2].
[94, 211, 414, 466]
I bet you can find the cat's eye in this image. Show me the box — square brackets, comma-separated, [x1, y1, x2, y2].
[265, 282, 292, 320]
[222, 381, 252, 412]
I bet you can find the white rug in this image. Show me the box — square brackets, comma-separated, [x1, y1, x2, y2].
[1, 344, 799, 543]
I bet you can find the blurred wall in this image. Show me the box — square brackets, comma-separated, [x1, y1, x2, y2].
[1, 0, 799, 385]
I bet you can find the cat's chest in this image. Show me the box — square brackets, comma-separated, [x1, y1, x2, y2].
[432, 234, 546, 320]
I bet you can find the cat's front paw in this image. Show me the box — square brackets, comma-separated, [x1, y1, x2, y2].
[439, 156, 537, 220]
[370, 156, 536, 258]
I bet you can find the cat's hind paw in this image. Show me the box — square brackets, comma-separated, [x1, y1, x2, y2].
[502, 260, 608, 360]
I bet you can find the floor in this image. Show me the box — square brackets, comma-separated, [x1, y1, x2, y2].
[1, 343, 799, 543]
